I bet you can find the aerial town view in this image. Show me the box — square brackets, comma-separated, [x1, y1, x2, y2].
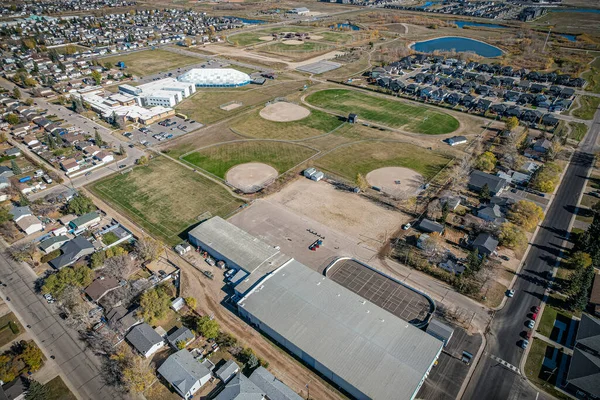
[0, 0, 599, 399]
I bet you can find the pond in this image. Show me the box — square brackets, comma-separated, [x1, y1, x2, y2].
[330, 23, 360, 31]
[411, 36, 503, 57]
[224, 16, 266, 25]
[558, 33, 577, 42]
[416, 1, 440, 9]
[453, 20, 508, 29]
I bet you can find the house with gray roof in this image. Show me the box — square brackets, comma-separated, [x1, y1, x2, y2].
[471, 233, 499, 256]
[468, 171, 508, 196]
[417, 219, 444, 234]
[167, 326, 195, 349]
[126, 323, 164, 358]
[39, 235, 69, 254]
[214, 373, 264, 400]
[10, 205, 32, 222]
[248, 367, 303, 400]
[106, 305, 141, 334]
[477, 204, 505, 224]
[0, 166, 14, 178]
[158, 349, 211, 398]
[69, 211, 101, 231]
[48, 235, 95, 269]
[566, 314, 600, 399]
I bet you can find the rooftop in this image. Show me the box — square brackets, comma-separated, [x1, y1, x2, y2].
[125, 323, 163, 354]
[158, 349, 211, 396]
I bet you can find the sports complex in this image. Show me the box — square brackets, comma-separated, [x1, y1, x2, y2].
[178, 68, 252, 87]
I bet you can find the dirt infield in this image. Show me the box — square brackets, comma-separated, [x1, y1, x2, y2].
[226, 162, 278, 192]
[282, 39, 304, 45]
[309, 35, 324, 40]
[259, 36, 275, 41]
[366, 167, 424, 199]
[259, 102, 311, 122]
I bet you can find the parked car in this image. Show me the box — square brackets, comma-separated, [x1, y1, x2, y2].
[506, 289, 515, 298]
[521, 339, 529, 349]
[526, 320, 535, 329]
[532, 306, 540, 313]
[402, 223, 412, 230]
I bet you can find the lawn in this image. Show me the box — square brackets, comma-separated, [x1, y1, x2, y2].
[314, 141, 451, 181]
[582, 56, 600, 94]
[229, 108, 344, 140]
[263, 42, 334, 55]
[572, 95, 600, 120]
[568, 122, 588, 141]
[318, 31, 354, 44]
[101, 49, 199, 77]
[44, 376, 77, 400]
[175, 80, 307, 125]
[229, 32, 266, 47]
[524, 339, 571, 400]
[580, 194, 598, 208]
[536, 306, 573, 338]
[88, 156, 244, 246]
[0, 312, 23, 347]
[182, 141, 318, 179]
[305, 89, 460, 135]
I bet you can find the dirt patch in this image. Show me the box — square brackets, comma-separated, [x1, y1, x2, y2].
[309, 35, 324, 40]
[282, 39, 304, 45]
[259, 36, 275, 41]
[220, 102, 242, 111]
[226, 162, 278, 193]
[259, 102, 311, 122]
[366, 167, 424, 199]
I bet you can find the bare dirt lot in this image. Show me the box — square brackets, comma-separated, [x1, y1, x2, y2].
[366, 167, 424, 199]
[259, 102, 311, 122]
[225, 162, 278, 193]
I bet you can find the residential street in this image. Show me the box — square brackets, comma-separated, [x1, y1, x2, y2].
[463, 101, 600, 400]
[0, 240, 125, 400]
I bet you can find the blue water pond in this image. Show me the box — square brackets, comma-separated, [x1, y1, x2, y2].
[411, 36, 503, 58]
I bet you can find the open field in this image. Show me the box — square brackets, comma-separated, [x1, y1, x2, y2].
[181, 141, 318, 179]
[569, 122, 589, 141]
[230, 108, 344, 140]
[89, 156, 244, 245]
[318, 31, 355, 44]
[572, 95, 600, 119]
[175, 80, 307, 124]
[306, 89, 460, 135]
[315, 140, 452, 181]
[0, 312, 23, 347]
[583, 57, 600, 93]
[45, 376, 77, 400]
[101, 49, 199, 76]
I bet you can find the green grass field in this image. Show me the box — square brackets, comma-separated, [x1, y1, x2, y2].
[318, 31, 354, 44]
[89, 156, 243, 245]
[101, 49, 199, 77]
[314, 141, 451, 181]
[44, 376, 77, 400]
[230, 108, 344, 140]
[263, 42, 334, 54]
[569, 121, 588, 141]
[182, 141, 318, 179]
[306, 89, 460, 135]
[175, 80, 307, 124]
[229, 33, 267, 47]
[572, 95, 600, 120]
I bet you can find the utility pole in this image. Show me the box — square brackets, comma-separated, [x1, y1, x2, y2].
[543, 27, 552, 52]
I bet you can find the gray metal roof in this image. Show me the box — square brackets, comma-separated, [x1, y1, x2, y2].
[417, 218, 444, 234]
[188, 216, 280, 274]
[215, 360, 240, 382]
[214, 373, 265, 400]
[469, 170, 507, 193]
[567, 348, 600, 397]
[10, 205, 31, 221]
[426, 319, 455, 342]
[39, 235, 69, 251]
[125, 323, 163, 354]
[576, 314, 600, 354]
[167, 326, 195, 347]
[472, 233, 499, 254]
[238, 260, 443, 400]
[249, 367, 302, 400]
[158, 349, 211, 396]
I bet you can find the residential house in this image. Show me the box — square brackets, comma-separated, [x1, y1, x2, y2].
[16, 215, 43, 235]
[215, 360, 240, 384]
[471, 233, 499, 256]
[157, 349, 212, 398]
[60, 158, 80, 173]
[5, 148, 21, 157]
[417, 219, 444, 234]
[468, 171, 508, 196]
[38, 235, 69, 254]
[0, 166, 14, 178]
[106, 305, 142, 334]
[215, 367, 302, 400]
[438, 259, 465, 276]
[10, 205, 32, 222]
[69, 211, 101, 231]
[166, 326, 195, 349]
[85, 276, 121, 303]
[532, 138, 552, 153]
[477, 204, 505, 224]
[126, 323, 165, 358]
[565, 314, 600, 399]
[48, 236, 95, 269]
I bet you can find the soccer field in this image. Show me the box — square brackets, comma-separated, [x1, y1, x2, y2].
[306, 89, 460, 135]
[102, 49, 199, 76]
[89, 156, 244, 245]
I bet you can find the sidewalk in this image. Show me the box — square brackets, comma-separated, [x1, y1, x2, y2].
[533, 332, 573, 356]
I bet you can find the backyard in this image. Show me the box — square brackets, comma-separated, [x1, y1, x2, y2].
[88, 156, 244, 245]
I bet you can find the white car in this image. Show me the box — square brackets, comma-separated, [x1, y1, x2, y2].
[526, 319, 535, 329]
[402, 223, 412, 230]
[521, 339, 529, 349]
[506, 289, 515, 298]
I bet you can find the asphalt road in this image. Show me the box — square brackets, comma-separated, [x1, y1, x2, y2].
[463, 105, 600, 399]
[0, 241, 123, 400]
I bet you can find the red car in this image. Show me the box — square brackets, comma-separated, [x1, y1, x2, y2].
[532, 313, 538, 321]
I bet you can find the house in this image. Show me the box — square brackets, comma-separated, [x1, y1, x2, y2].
[215, 367, 302, 400]
[85, 276, 121, 303]
[48, 236, 95, 269]
[417, 219, 444, 234]
[1, 376, 28, 400]
[477, 204, 505, 224]
[214, 372, 264, 400]
[565, 314, 600, 399]
[16, 215, 43, 235]
[471, 233, 499, 256]
[94, 151, 114, 163]
[5, 147, 21, 157]
[445, 92, 461, 106]
[560, 87, 575, 98]
[440, 195, 461, 210]
[438, 259, 465, 275]
[541, 114, 559, 127]
[215, 360, 240, 383]
[157, 349, 212, 398]
[590, 273, 600, 317]
[69, 211, 101, 231]
[426, 319, 454, 347]
[167, 326, 195, 349]
[22, 135, 39, 147]
[468, 171, 508, 196]
[446, 136, 467, 146]
[60, 158, 80, 173]
[0, 166, 14, 178]
[532, 138, 552, 153]
[504, 91, 520, 102]
[490, 104, 507, 115]
[126, 323, 165, 358]
[38, 235, 69, 254]
[107, 305, 142, 334]
[10, 205, 32, 222]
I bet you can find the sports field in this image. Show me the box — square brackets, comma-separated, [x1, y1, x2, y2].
[181, 141, 318, 179]
[175, 80, 307, 124]
[306, 89, 460, 135]
[89, 156, 243, 245]
[102, 49, 199, 76]
[318, 32, 355, 44]
[315, 140, 451, 181]
[263, 41, 334, 55]
[230, 108, 344, 140]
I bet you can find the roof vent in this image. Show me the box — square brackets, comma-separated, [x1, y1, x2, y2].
[360, 300, 366, 305]
[380, 319, 385, 322]
[366, 310, 370, 313]
[337, 293, 340, 297]
[317, 282, 321, 286]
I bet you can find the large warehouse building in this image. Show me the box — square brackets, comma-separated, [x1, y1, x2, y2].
[178, 68, 251, 87]
[237, 259, 443, 400]
[118, 78, 195, 107]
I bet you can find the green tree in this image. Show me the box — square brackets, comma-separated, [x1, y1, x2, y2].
[567, 265, 594, 311]
[21, 340, 44, 371]
[499, 223, 527, 249]
[466, 248, 483, 274]
[11, 159, 21, 175]
[239, 347, 259, 369]
[94, 131, 104, 146]
[505, 116, 519, 132]
[138, 286, 171, 324]
[568, 251, 592, 270]
[91, 70, 102, 85]
[5, 113, 19, 125]
[196, 316, 219, 339]
[13, 87, 21, 99]
[184, 296, 197, 310]
[25, 379, 48, 400]
[0, 354, 19, 383]
[42, 265, 94, 297]
[216, 332, 238, 348]
[474, 151, 497, 172]
[24, 98, 34, 106]
[479, 183, 491, 202]
[0, 206, 12, 224]
[176, 340, 187, 350]
[507, 200, 544, 231]
[66, 194, 96, 215]
[90, 251, 106, 269]
[136, 156, 149, 166]
[18, 193, 30, 207]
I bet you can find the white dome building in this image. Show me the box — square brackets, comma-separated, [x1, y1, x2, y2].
[177, 68, 252, 88]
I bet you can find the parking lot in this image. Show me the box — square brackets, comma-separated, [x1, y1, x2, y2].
[125, 115, 203, 146]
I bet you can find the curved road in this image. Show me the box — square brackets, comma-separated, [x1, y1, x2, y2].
[464, 105, 600, 399]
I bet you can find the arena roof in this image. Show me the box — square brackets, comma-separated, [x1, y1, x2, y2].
[188, 216, 281, 274]
[178, 68, 251, 87]
[238, 259, 443, 400]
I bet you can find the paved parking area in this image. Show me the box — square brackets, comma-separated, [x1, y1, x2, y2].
[127, 115, 203, 146]
[296, 60, 341, 74]
[327, 258, 432, 325]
